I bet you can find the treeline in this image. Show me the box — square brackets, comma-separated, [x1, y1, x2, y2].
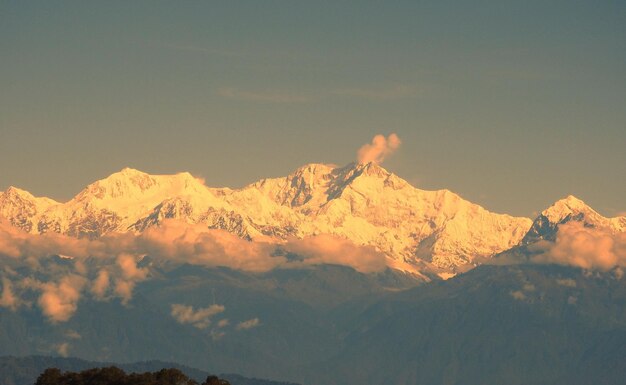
[35, 366, 230, 385]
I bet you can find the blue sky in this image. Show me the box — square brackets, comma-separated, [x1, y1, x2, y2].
[1, 1, 624, 217]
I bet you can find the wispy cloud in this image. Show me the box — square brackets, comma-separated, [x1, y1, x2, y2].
[218, 87, 312, 103]
[332, 85, 416, 100]
[236, 318, 260, 330]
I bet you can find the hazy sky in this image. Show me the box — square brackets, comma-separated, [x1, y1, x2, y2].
[1, 1, 624, 217]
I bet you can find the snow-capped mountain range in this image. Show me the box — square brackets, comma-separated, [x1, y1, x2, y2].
[1, 162, 623, 276]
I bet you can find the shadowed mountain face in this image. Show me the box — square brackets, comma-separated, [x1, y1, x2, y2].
[315, 264, 626, 385]
[1, 262, 625, 385]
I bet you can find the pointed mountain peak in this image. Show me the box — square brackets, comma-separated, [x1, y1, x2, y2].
[3, 186, 34, 198]
[334, 161, 391, 182]
[293, 163, 336, 175]
[542, 195, 595, 223]
[0, 186, 59, 215]
[1, 186, 58, 205]
[521, 195, 607, 245]
[78, 168, 157, 200]
[118, 167, 147, 176]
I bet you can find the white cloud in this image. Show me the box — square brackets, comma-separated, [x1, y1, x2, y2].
[38, 275, 86, 323]
[91, 269, 110, 300]
[0, 217, 390, 319]
[356, 134, 402, 165]
[284, 234, 387, 273]
[529, 222, 626, 271]
[171, 304, 225, 329]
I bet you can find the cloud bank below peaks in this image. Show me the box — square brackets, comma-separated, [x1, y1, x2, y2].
[0, 218, 387, 322]
[357, 133, 401, 164]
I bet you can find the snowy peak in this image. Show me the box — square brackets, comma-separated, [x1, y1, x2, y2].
[541, 195, 597, 223]
[74, 168, 157, 201]
[73, 168, 208, 202]
[522, 195, 624, 245]
[250, 163, 336, 208]
[0, 186, 59, 215]
[1, 186, 58, 206]
[0, 186, 59, 233]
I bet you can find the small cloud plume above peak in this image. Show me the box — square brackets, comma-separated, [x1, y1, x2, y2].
[357, 134, 401, 165]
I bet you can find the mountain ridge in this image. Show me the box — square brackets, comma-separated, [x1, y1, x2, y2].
[1, 163, 622, 276]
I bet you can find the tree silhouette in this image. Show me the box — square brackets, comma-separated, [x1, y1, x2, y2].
[33, 366, 231, 385]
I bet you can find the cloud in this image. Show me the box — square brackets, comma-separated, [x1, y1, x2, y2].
[210, 330, 226, 340]
[218, 87, 311, 103]
[38, 275, 86, 323]
[529, 222, 626, 271]
[556, 278, 577, 288]
[236, 318, 260, 330]
[217, 319, 229, 328]
[356, 134, 402, 165]
[91, 269, 110, 300]
[510, 290, 526, 301]
[138, 220, 286, 272]
[0, 217, 386, 275]
[56, 342, 70, 357]
[284, 234, 387, 273]
[332, 85, 416, 100]
[65, 330, 81, 339]
[0, 278, 19, 310]
[0, 218, 390, 320]
[171, 304, 225, 329]
[114, 254, 148, 304]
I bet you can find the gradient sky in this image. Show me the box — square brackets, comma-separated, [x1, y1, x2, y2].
[1, 1, 624, 218]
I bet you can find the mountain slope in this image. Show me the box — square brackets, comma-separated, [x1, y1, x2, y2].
[315, 264, 626, 385]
